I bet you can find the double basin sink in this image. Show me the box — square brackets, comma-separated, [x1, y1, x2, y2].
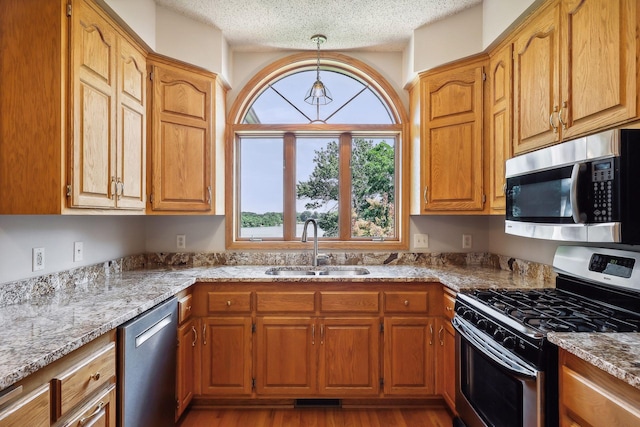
[265, 266, 370, 276]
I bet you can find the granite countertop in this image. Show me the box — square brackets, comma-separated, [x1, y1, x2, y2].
[548, 332, 640, 390]
[1, 263, 638, 396]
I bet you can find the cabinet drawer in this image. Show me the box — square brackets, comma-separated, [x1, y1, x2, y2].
[51, 343, 116, 420]
[443, 291, 456, 320]
[0, 385, 50, 427]
[178, 293, 193, 323]
[256, 292, 315, 313]
[384, 291, 429, 313]
[320, 291, 379, 313]
[207, 291, 252, 313]
[62, 384, 116, 427]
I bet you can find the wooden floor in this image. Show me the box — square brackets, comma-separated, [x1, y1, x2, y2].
[178, 407, 453, 427]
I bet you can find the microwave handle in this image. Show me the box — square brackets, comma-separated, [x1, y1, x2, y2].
[570, 163, 587, 224]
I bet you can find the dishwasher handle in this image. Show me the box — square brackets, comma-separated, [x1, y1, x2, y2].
[135, 314, 173, 348]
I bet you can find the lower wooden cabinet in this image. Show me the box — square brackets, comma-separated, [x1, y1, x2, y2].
[439, 318, 456, 410]
[61, 384, 116, 427]
[200, 316, 253, 396]
[559, 349, 640, 426]
[383, 317, 436, 395]
[0, 385, 50, 427]
[176, 318, 197, 420]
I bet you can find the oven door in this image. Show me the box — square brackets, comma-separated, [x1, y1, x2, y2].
[453, 317, 544, 427]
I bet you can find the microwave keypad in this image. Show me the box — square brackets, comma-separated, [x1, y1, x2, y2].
[592, 164, 614, 222]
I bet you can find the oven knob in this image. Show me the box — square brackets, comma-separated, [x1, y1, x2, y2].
[503, 336, 516, 349]
[477, 319, 488, 330]
[462, 310, 475, 321]
[493, 329, 504, 341]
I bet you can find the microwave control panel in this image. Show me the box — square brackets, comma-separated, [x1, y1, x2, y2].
[590, 159, 617, 222]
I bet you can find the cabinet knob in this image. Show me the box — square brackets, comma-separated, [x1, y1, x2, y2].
[446, 306, 453, 312]
[186, 305, 192, 311]
[226, 300, 232, 307]
[90, 372, 101, 381]
[404, 300, 409, 306]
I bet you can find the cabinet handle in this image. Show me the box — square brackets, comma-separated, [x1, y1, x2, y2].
[110, 177, 117, 200]
[423, 186, 428, 204]
[202, 324, 207, 345]
[226, 300, 232, 307]
[549, 106, 558, 133]
[438, 326, 444, 346]
[502, 183, 507, 196]
[558, 101, 567, 130]
[429, 324, 434, 345]
[312, 324, 315, 345]
[320, 324, 325, 345]
[78, 401, 105, 426]
[404, 300, 409, 307]
[191, 325, 197, 347]
[446, 306, 453, 312]
[207, 186, 212, 205]
[116, 178, 124, 200]
[89, 372, 101, 381]
[186, 305, 192, 311]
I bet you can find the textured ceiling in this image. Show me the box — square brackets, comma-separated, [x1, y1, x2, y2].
[154, 0, 482, 51]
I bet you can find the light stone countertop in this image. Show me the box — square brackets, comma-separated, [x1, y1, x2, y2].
[547, 332, 640, 390]
[1, 263, 638, 396]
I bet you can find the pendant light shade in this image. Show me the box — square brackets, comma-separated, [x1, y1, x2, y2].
[304, 35, 332, 105]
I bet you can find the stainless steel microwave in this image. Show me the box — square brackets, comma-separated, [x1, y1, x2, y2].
[505, 129, 640, 243]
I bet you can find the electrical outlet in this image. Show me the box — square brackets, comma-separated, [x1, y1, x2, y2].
[176, 234, 186, 249]
[32, 247, 45, 271]
[413, 233, 429, 249]
[462, 234, 472, 249]
[73, 241, 83, 262]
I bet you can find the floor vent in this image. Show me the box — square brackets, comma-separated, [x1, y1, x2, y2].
[294, 398, 341, 408]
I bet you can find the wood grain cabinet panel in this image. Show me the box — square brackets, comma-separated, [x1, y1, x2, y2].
[320, 292, 379, 313]
[176, 318, 197, 420]
[384, 291, 429, 313]
[256, 291, 315, 313]
[0, 385, 50, 427]
[61, 384, 116, 427]
[207, 291, 252, 313]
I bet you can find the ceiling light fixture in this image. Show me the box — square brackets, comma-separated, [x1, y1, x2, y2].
[304, 34, 332, 106]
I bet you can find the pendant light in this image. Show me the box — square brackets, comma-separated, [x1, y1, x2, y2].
[304, 34, 332, 105]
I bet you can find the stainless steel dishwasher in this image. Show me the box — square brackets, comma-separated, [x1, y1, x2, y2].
[117, 297, 177, 427]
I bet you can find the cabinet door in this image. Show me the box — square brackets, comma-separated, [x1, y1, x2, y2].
[255, 317, 316, 396]
[115, 37, 146, 209]
[383, 317, 436, 395]
[176, 319, 197, 420]
[421, 60, 485, 212]
[0, 385, 49, 427]
[70, 0, 118, 208]
[513, 3, 561, 154]
[318, 317, 380, 396]
[488, 43, 512, 212]
[149, 63, 213, 212]
[200, 317, 252, 396]
[437, 319, 456, 411]
[560, 0, 637, 139]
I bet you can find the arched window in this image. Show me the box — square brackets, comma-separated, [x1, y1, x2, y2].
[227, 52, 408, 250]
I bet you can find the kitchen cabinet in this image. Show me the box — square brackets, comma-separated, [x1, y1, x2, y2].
[0, 385, 50, 427]
[0, 332, 115, 427]
[437, 289, 457, 412]
[0, 0, 146, 214]
[559, 348, 640, 426]
[419, 55, 487, 213]
[513, 0, 637, 154]
[176, 291, 195, 420]
[488, 43, 513, 213]
[147, 54, 224, 213]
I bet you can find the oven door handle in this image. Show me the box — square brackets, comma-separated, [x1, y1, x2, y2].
[453, 316, 538, 380]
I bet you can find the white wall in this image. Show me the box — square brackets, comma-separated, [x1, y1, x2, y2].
[144, 216, 226, 253]
[412, 4, 484, 75]
[482, 0, 542, 49]
[102, 0, 157, 50]
[0, 216, 146, 284]
[411, 215, 490, 253]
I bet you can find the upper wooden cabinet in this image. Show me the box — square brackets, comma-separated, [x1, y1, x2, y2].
[488, 43, 513, 213]
[0, 0, 146, 213]
[147, 55, 225, 213]
[69, 0, 146, 209]
[419, 55, 487, 213]
[513, 0, 637, 154]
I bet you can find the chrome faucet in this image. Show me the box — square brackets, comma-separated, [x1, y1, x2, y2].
[301, 218, 325, 266]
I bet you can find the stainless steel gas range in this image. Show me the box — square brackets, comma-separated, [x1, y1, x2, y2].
[453, 246, 640, 427]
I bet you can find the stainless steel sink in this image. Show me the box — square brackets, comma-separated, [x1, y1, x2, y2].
[264, 267, 370, 276]
[318, 267, 370, 276]
[264, 267, 317, 276]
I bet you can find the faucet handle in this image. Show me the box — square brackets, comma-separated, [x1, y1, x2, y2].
[316, 253, 329, 265]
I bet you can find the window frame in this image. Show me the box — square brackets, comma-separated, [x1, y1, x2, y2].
[226, 52, 409, 250]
